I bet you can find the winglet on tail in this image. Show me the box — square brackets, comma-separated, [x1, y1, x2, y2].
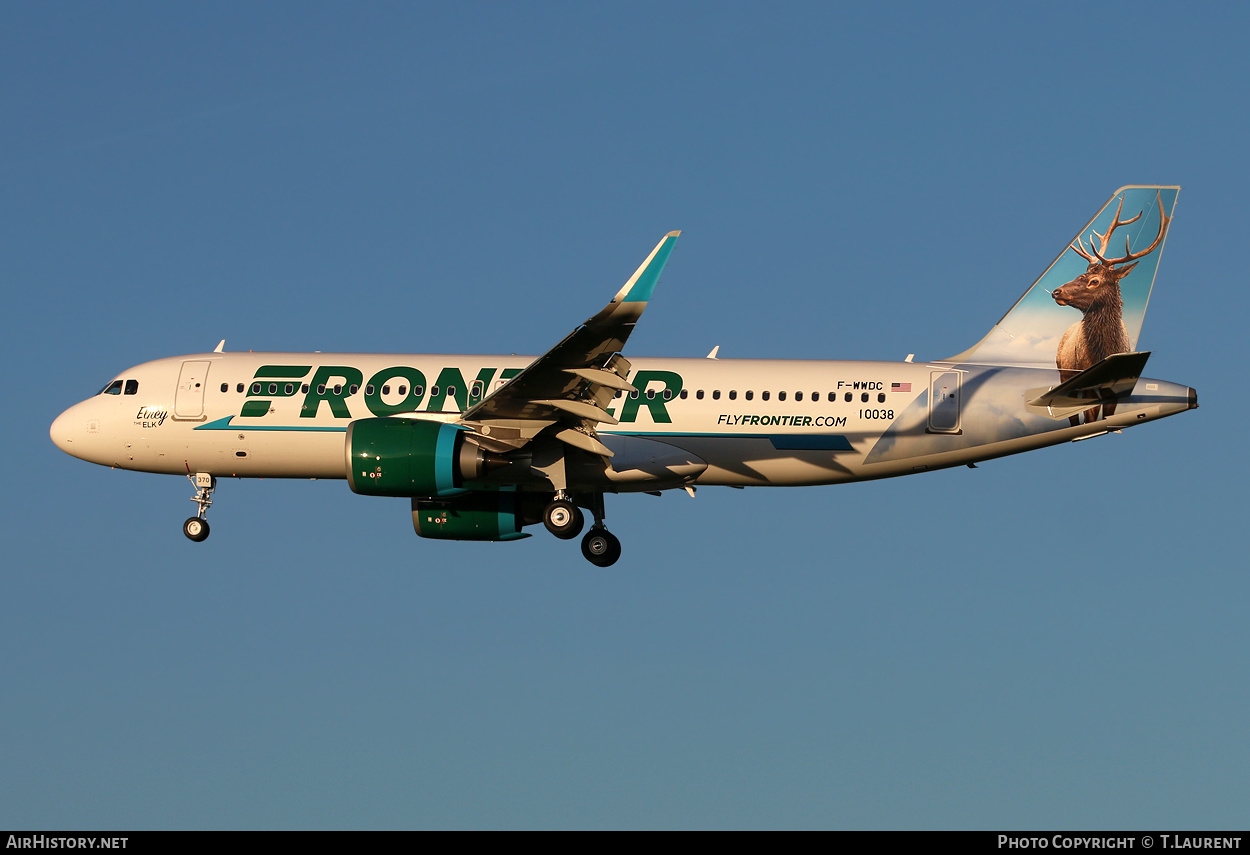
[944, 186, 1179, 368]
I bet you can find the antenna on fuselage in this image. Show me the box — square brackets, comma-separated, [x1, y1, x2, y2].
[213, 340, 225, 353]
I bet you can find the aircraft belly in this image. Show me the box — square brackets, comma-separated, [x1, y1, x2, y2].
[126, 420, 346, 479]
[651, 436, 864, 487]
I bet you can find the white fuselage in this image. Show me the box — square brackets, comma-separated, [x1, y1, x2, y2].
[50, 351, 1195, 493]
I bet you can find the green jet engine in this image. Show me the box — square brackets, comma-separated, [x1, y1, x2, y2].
[411, 492, 531, 541]
[346, 417, 498, 498]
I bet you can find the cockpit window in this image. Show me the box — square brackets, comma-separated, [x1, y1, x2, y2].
[124, 379, 139, 395]
[100, 380, 123, 396]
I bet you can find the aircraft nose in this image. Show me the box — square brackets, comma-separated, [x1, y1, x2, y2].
[50, 409, 74, 454]
[50, 405, 87, 457]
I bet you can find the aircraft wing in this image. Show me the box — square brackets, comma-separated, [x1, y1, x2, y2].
[457, 231, 680, 456]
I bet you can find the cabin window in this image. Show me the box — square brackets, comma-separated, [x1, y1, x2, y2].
[252, 383, 262, 395]
[728, 390, 737, 400]
[615, 390, 622, 398]
[318, 385, 327, 395]
[100, 380, 123, 395]
[844, 392, 852, 402]
[796, 391, 804, 402]
[663, 389, 672, 400]
[446, 386, 456, 397]
[333, 384, 342, 395]
[696, 390, 705, 400]
[878, 393, 886, 403]
[285, 384, 295, 395]
[828, 392, 836, 402]
[679, 390, 688, 399]
[430, 386, 440, 397]
[382, 385, 391, 395]
[268, 384, 277, 395]
[365, 385, 375, 396]
[646, 390, 655, 399]
[349, 384, 359, 395]
[762, 391, 770, 401]
[630, 390, 639, 399]
[471, 382, 483, 398]
[712, 390, 721, 400]
[779, 391, 787, 401]
[861, 392, 869, 402]
[301, 384, 309, 393]
[745, 391, 753, 401]
[237, 383, 245, 393]
[220, 383, 228, 393]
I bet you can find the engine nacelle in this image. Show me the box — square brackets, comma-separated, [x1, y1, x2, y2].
[412, 493, 530, 541]
[346, 417, 491, 498]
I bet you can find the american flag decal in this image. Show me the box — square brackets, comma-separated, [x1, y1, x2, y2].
[891, 382, 912, 392]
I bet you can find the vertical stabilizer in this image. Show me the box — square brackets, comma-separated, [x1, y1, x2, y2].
[944, 186, 1179, 367]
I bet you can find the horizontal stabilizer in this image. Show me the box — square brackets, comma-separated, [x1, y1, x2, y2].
[1027, 351, 1151, 410]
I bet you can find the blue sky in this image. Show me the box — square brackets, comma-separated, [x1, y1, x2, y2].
[2, 1, 1246, 829]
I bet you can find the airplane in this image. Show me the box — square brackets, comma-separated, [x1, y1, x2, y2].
[50, 186, 1196, 566]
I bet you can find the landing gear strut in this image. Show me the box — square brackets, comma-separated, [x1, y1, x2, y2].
[578, 493, 621, 567]
[183, 472, 215, 542]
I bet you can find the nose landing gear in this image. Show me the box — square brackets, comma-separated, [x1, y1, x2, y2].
[183, 472, 215, 542]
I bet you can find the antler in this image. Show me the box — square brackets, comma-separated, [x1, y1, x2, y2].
[1070, 190, 1170, 266]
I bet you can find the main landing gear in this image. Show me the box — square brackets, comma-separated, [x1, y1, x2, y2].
[543, 491, 621, 567]
[183, 472, 215, 542]
[542, 495, 585, 540]
[580, 527, 621, 567]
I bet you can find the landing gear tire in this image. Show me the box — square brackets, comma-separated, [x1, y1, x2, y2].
[544, 500, 584, 540]
[183, 517, 210, 542]
[581, 527, 621, 567]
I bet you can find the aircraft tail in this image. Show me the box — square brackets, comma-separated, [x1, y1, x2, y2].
[944, 186, 1179, 368]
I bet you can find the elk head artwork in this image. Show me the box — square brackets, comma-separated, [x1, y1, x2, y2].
[1051, 190, 1170, 424]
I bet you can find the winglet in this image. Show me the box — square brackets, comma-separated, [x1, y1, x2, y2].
[611, 231, 680, 305]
